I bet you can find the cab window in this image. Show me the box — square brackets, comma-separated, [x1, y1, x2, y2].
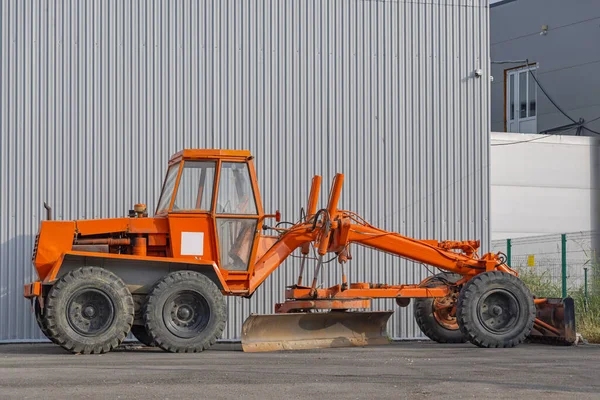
[216, 218, 257, 270]
[216, 162, 257, 215]
[156, 163, 180, 213]
[173, 161, 217, 211]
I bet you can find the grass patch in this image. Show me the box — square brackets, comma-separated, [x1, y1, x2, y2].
[572, 288, 600, 343]
[518, 269, 600, 343]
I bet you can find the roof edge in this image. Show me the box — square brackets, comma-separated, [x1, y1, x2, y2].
[491, 0, 518, 8]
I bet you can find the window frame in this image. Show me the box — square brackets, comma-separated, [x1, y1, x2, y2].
[211, 159, 263, 274]
[504, 63, 538, 132]
[171, 160, 218, 213]
[155, 162, 182, 215]
[214, 161, 259, 216]
[214, 217, 259, 271]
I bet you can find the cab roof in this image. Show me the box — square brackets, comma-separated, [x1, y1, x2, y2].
[169, 149, 252, 164]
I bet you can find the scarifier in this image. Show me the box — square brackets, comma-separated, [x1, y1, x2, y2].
[24, 150, 576, 354]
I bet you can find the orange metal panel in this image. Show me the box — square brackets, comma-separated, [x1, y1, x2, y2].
[250, 226, 317, 291]
[255, 236, 278, 261]
[168, 215, 217, 263]
[34, 221, 76, 280]
[147, 234, 167, 247]
[45, 254, 68, 282]
[182, 149, 251, 159]
[23, 282, 42, 298]
[76, 218, 129, 236]
[169, 149, 252, 164]
[128, 217, 170, 234]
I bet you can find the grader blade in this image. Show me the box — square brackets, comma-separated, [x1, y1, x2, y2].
[241, 311, 393, 352]
[528, 298, 576, 345]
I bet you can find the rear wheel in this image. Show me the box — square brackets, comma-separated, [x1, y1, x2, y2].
[144, 271, 227, 353]
[413, 272, 465, 343]
[457, 271, 535, 348]
[45, 267, 134, 354]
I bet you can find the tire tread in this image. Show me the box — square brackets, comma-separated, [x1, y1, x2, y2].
[144, 271, 226, 353]
[413, 272, 465, 344]
[45, 267, 134, 354]
[457, 271, 535, 348]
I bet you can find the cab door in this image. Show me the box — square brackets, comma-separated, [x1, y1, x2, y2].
[167, 160, 218, 262]
[213, 161, 261, 271]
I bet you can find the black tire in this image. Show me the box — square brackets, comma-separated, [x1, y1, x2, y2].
[34, 298, 58, 343]
[414, 272, 466, 344]
[144, 271, 226, 353]
[131, 325, 155, 347]
[45, 267, 134, 354]
[457, 271, 535, 348]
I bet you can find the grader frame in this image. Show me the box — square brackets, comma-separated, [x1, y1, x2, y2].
[24, 149, 575, 354]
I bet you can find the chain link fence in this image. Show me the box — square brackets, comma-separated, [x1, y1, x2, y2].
[492, 231, 600, 341]
[492, 231, 599, 297]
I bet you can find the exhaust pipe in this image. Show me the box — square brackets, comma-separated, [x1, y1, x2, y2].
[43, 202, 52, 220]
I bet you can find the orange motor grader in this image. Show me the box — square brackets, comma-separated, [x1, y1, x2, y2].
[25, 149, 575, 354]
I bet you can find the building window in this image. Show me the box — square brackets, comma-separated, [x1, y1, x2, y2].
[506, 65, 538, 133]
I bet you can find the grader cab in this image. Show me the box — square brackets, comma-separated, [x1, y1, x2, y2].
[25, 149, 575, 354]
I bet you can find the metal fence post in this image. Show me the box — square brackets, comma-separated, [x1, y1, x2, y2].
[584, 267, 589, 311]
[561, 233, 567, 298]
[506, 238, 512, 266]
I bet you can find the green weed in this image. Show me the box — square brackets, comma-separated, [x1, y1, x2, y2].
[518, 268, 600, 343]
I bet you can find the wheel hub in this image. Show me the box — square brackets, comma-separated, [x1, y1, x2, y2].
[83, 305, 97, 318]
[163, 290, 210, 338]
[432, 294, 459, 331]
[477, 289, 519, 334]
[67, 288, 115, 336]
[177, 306, 192, 321]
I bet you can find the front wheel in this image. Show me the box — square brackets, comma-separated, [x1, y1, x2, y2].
[34, 298, 58, 343]
[44, 267, 135, 354]
[457, 271, 535, 348]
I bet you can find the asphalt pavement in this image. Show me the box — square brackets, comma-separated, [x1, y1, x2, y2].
[0, 341, 599, 399]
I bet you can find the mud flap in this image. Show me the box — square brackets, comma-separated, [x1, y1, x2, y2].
[241, 311, 393, 352]
[528, 297, 576, 345]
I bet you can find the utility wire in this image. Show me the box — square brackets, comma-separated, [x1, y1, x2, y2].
[525, 60, 576, 124]
[493, 59, 600, 135]
[585, 115, 600, 124]
[526, 58, 600, 135]
[582, 124, 600, 135]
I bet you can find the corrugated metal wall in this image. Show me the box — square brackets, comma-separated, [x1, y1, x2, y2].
[0, 0, 490, 342]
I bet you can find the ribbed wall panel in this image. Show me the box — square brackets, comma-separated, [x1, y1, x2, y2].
[0, 0, 490, 341]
